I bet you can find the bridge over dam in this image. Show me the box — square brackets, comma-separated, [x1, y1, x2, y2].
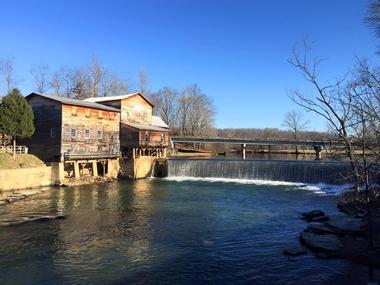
[170, 136, 342, 160]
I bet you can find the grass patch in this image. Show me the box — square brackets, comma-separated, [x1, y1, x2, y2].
[0, 153, 45, 170]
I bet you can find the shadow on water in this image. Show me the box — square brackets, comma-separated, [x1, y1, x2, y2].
[0, 179, 378, 284]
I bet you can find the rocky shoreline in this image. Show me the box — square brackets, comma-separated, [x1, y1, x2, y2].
[285, 189, 380, 270]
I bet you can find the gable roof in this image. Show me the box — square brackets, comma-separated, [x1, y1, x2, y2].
[26, 92, 121, 112]
[84, 92, 154, 107]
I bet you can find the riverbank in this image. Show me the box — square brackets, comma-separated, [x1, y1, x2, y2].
[0, 153, 45, 169]
[293, 189, 380, 270]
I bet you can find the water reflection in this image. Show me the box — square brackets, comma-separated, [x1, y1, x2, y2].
[0, 180, 378, 284]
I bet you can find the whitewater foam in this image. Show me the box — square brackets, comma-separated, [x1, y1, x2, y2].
[163, 176, 352, 196]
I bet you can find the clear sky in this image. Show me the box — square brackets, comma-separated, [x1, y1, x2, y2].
[0, 0, 378, 131]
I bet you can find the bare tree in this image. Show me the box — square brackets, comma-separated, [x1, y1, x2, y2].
[70, 67, 90, 99]
[366, 0, 380, 52]
[0, 57, 16, 93]
[30, 64, 50, 93]
[101, 71, 131, 97]
[89, 57, 103, 97]
[150, 87, 179, 128]
[49, 68, 64, 96]
[139, 67, 148, 94]
[289, 40, 361, 192]
[282, 110, 309, 140]
[177, 84, 215, 136]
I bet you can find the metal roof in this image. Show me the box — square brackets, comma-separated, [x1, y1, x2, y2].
[26, 92, 121, 112]
[84, 92, 155, 106]
[122, 122, 169, 132]
[152, 116, 169, 128]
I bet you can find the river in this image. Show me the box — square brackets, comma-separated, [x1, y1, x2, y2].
[0, 178, 377, 284]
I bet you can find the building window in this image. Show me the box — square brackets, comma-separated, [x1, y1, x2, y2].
[160, 133, 164, 143]
[110, 112, 114, 120]
[98, 111, 103, 119]
[98, 130, 103, 139]
[85, 129, 90, 139]
[50, 128, 56, 138]
[71, 128, 77, 139]
[145, 131, 149, 142]
[85, 108, 91, 118]
[71, 106, 77, 116]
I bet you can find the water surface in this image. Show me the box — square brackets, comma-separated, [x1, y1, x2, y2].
[0, 179, 376, 284]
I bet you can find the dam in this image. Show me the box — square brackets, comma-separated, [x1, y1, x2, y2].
[166, 158, 353, 185]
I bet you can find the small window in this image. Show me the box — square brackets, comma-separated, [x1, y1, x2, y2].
[110, 112, 114, 120]
[98, 130, 103, 139]
[50, 128, 56, 138]
[98, 111, 103, 119]
[85, 129, 90, 139]
[145, 131, 149, 142]
[71, 128, 77, 139]
[71, 106, 77, 116]
[160, 133, 164, 143]
[85, 108, 91, 118]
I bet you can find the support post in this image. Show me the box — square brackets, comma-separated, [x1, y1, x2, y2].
[314, 145, 322, 160]
[92, 160, 98, 177]
[241, 144, 246, 160]
[74, 161, 80, 179]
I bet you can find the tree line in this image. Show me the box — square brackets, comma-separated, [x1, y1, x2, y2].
[0, 57, 217, 137]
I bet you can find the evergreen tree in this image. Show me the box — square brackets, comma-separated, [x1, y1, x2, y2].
[0, 88, 34, 156]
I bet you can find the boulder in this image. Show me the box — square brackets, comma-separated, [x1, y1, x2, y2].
[307, 222, 338, 234]
[325, 215, 364, 235]
[283, 246, 307, 256]
[301, 210, 326, 220]
[300, 231, 343, 252]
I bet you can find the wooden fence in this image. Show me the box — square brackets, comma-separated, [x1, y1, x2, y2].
[0, 145, 28, 154]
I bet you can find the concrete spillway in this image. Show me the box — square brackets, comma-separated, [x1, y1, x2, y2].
[167, 159, 352, 185]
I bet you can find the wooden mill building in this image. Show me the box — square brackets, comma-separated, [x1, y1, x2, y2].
[85, 92, 169, 178]
[23, 92, 121, 179]
[85, 92, 169, 159]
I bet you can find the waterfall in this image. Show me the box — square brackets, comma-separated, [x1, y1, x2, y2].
[167, 159, 352, 184]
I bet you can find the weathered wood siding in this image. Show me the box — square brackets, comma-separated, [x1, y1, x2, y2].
[121, 95, 153, 125]
[121, 124, 169, 148]
[22, 96, 62, 161]
[61, 104, 120, 158]
[120, 124, 140, 148]
[138, 130, 169, 147]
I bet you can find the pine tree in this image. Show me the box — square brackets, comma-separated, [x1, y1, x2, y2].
[0, 88, 35, 156]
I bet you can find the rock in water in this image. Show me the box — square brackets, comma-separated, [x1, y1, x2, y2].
[300, 231, 343, 252]
[283, 246, 307, 256]
[307, 223, 338, 234]
[301, 210, 326, 221]
[325, 215, 364, 235]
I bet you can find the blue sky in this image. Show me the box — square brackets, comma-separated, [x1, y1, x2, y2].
[0, 0, 378, 131]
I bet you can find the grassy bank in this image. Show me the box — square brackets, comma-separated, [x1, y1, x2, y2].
[0, 153, 45, 169]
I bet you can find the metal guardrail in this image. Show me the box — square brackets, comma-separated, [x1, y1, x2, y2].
[170, 136, 340, 147]
[0, 145, 28, 154]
